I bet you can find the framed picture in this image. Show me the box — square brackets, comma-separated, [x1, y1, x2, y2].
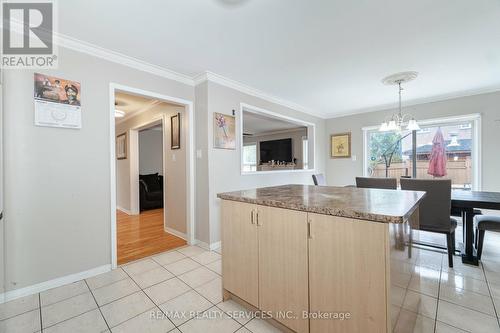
[116, 132, 127, 160]
[331, 132, 351, 158]
[214, 112, 236, 149]
[171, 113, 181, 149]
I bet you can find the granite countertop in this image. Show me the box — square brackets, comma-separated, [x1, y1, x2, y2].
[217, 184, 426, 224]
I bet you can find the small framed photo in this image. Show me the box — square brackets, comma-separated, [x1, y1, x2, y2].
[331, 132, 351, 158]
[116, 132, 127, 160]
[171, 113, 181, 149]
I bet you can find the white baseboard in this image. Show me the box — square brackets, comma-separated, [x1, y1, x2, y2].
[116, 206, 132, 215]
[195, 239, 221, 251]
[0, 264, 111, 304]
[165, 227, 187, 241]
[209, 241, 221, 251]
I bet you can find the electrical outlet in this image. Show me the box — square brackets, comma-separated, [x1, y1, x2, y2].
[172, 154, 176, 162]
[351, 155, 357, 161]
[196, 150, 202, 159]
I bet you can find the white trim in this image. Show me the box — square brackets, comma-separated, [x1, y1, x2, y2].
[239, 103, 317, 175]
[165, 227, 187, 241]
[362, 113, 482, 190]
[110, 83, 196, 269]
[195, 72, 327, 119]
[35, 29, 500, 122]
[326, 86, 500, 119]
[0, 265, 111, 304]
[53, 34, 325, 120]
[129, 118, 165, 216]
[194, 240, 221, 251]
[362, 113, 482, 131]
[116, 206, 132, 215]
[129, 130, 140, 215]
[195, 240, 210, 250]
[209, 241, 222, 251]
[56, 33, 194, 86]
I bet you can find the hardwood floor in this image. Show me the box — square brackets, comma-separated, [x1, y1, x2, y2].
[117, 208, 186, 265]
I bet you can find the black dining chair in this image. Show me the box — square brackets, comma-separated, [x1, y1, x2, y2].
[312, 174, 326, 186]
[400, 178, 458, 267]
[475, 215, 500, 260]
[355, 177, 397, 190]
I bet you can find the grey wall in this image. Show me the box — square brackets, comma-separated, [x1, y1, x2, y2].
[205, 81, 326, 245]
[139, 129, 163, 175]
[194, 83, 210, 244]
[325, 91, 500, 191]
[2, 46, 193, 291]
[115, 103, 187, 235]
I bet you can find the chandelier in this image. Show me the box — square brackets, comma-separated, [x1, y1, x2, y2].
[379, 72, 420, 132]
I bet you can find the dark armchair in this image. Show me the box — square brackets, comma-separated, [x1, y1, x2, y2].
[139, 173, 164, 211]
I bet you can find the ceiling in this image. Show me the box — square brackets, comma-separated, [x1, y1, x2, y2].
[243, 111, 305, 135]
[60, 0, 500, 118]
[115, 92, 161, 116]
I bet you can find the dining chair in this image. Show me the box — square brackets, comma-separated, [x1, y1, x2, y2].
[355, 177, 397, 190]
[312, 174, 326, 186]
[400, 178, 457, 267]
[475, 215, 500, 260]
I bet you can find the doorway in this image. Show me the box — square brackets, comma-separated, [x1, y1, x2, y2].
[110, 84, 195, 267]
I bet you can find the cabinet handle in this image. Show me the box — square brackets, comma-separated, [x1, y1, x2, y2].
[307, 220, 313, 239]
[251, 210, 255, 224]
[256, 211, 262, 226]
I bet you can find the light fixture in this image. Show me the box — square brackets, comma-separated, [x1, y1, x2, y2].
[114, 110, 125, 118]
[379, 72, 420, 132]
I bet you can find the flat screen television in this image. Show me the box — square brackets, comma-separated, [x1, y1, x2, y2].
[260, 138, 292, 163]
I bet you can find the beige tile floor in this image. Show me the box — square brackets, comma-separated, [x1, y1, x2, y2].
[2, 226, 500, 333]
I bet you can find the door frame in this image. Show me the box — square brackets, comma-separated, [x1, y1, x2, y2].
[129, 118, 164, 216]
[109, 83, 195, 268]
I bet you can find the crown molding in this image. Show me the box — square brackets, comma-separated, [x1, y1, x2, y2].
[50, 32, 500, 122]
[54, 33, 195, 86]
[325, 84, 500, 120]
[54, 34, 325, 119]
[194, 71, 328, 119]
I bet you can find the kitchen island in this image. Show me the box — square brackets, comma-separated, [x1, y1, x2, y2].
[217, 184, 425, 333]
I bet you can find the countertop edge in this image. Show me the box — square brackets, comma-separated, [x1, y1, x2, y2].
[217, 193, 412, 224]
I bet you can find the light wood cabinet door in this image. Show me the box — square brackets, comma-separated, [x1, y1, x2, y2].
[221, 200, 259, 307]
[257, 206, 309, 333]
[308, 213, 390, 333]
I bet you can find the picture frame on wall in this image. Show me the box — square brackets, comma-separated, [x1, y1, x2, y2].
[213, 112, 236, 149]
[116, 132, 127, 160]
[171, 113, 181, 149]
[330, 132, 351, 158]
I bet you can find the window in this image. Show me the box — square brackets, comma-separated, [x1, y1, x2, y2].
[242, 143, 257, 172]
[363, 115, 480, 190]
[241, 103, 315, 174]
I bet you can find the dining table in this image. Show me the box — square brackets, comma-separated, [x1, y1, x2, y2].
[452, 190, 500, 265]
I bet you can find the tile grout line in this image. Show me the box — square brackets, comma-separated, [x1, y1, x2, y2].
[481, 262, 500, 328]
[121, 263, 179, 330]
[433, 260, 443, 333]
[2, 246, 215, 332]
[124, 252, 226, 330]
[84, 279, 112, 332]
[38, 293, 43, 333]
